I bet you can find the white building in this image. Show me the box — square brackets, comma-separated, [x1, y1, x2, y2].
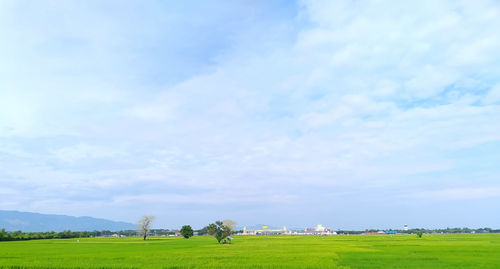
[305, 224, 332, 235]
[242, 225, 290, 235]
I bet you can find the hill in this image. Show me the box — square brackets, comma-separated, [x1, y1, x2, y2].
[0, 210, 135, 232]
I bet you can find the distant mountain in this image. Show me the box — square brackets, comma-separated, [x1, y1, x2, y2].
[0, 210, 135, 232]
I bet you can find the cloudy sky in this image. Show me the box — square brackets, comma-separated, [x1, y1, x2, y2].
[1, 0, 499, 230]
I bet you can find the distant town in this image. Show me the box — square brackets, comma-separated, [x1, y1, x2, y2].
[91, 225, 500, 238]
[2, 223, 500, 242]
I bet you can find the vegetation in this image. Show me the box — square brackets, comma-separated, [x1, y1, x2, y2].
[114, 229, 191, 237]
[0, 234, 499, 268]
[206, 220, 235, 244]
[336, 227, 500, 235]
[137, 216, 155, 240]
[0, 228, 89, 241]
[180, 225, 193, 239]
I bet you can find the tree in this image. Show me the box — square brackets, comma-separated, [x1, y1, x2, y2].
[206, 219, 236, 244]
[0, 228, 6, 241]
[180, 225, 194, 239]
[223, 219, 236, 231]
[417, 231, 423, 238]
[137, 216, 155, 240]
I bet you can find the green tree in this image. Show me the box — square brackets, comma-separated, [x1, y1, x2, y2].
[0, 228, 6, 241]
[180, 225, 194, 239]
[417, 231, 423, 238]
[206, 220, 236, 244]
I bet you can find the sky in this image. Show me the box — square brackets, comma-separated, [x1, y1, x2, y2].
[1, 0, 499, 230]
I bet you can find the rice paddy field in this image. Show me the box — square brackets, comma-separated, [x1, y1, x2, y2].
[0, 234, 499, 269]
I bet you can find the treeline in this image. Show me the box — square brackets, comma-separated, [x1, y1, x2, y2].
[0, 228, 90, 241]
[112, 228, 209, 237]
[336, 227, 500, 234]
[402, 227, 500, 234]
[0, 228, 209, 242]
[2, 226, 499, 242]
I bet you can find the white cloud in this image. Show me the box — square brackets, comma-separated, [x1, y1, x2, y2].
[1, 0, 500, 227]
[404, 66, 458, 99]
[52, 143, 124, 163]
[415, 187, 500, 200]
[483, 84, 500, 104]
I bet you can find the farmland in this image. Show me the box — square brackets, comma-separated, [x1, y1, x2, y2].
[0, 234, 499, 268]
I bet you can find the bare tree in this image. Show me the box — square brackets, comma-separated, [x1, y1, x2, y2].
[223, 219, 237, 232]
[137, 216, 155, 240]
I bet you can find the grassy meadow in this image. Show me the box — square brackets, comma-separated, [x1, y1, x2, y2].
[0, 234, 499, 268]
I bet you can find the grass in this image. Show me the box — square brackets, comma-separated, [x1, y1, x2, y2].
[0, 234, 499, 268]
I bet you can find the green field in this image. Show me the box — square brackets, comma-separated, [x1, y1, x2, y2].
[1, 234, 499, 268]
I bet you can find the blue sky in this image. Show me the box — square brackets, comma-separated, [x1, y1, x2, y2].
[1, 0, 499, 230]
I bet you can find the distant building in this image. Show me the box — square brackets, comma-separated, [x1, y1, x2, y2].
[242, 224, 335, 236]
[362, 231, 386, 235]
[304, 224, 332, 235]
[242, 225, 290, 235]
[404, 225, 409, 231]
